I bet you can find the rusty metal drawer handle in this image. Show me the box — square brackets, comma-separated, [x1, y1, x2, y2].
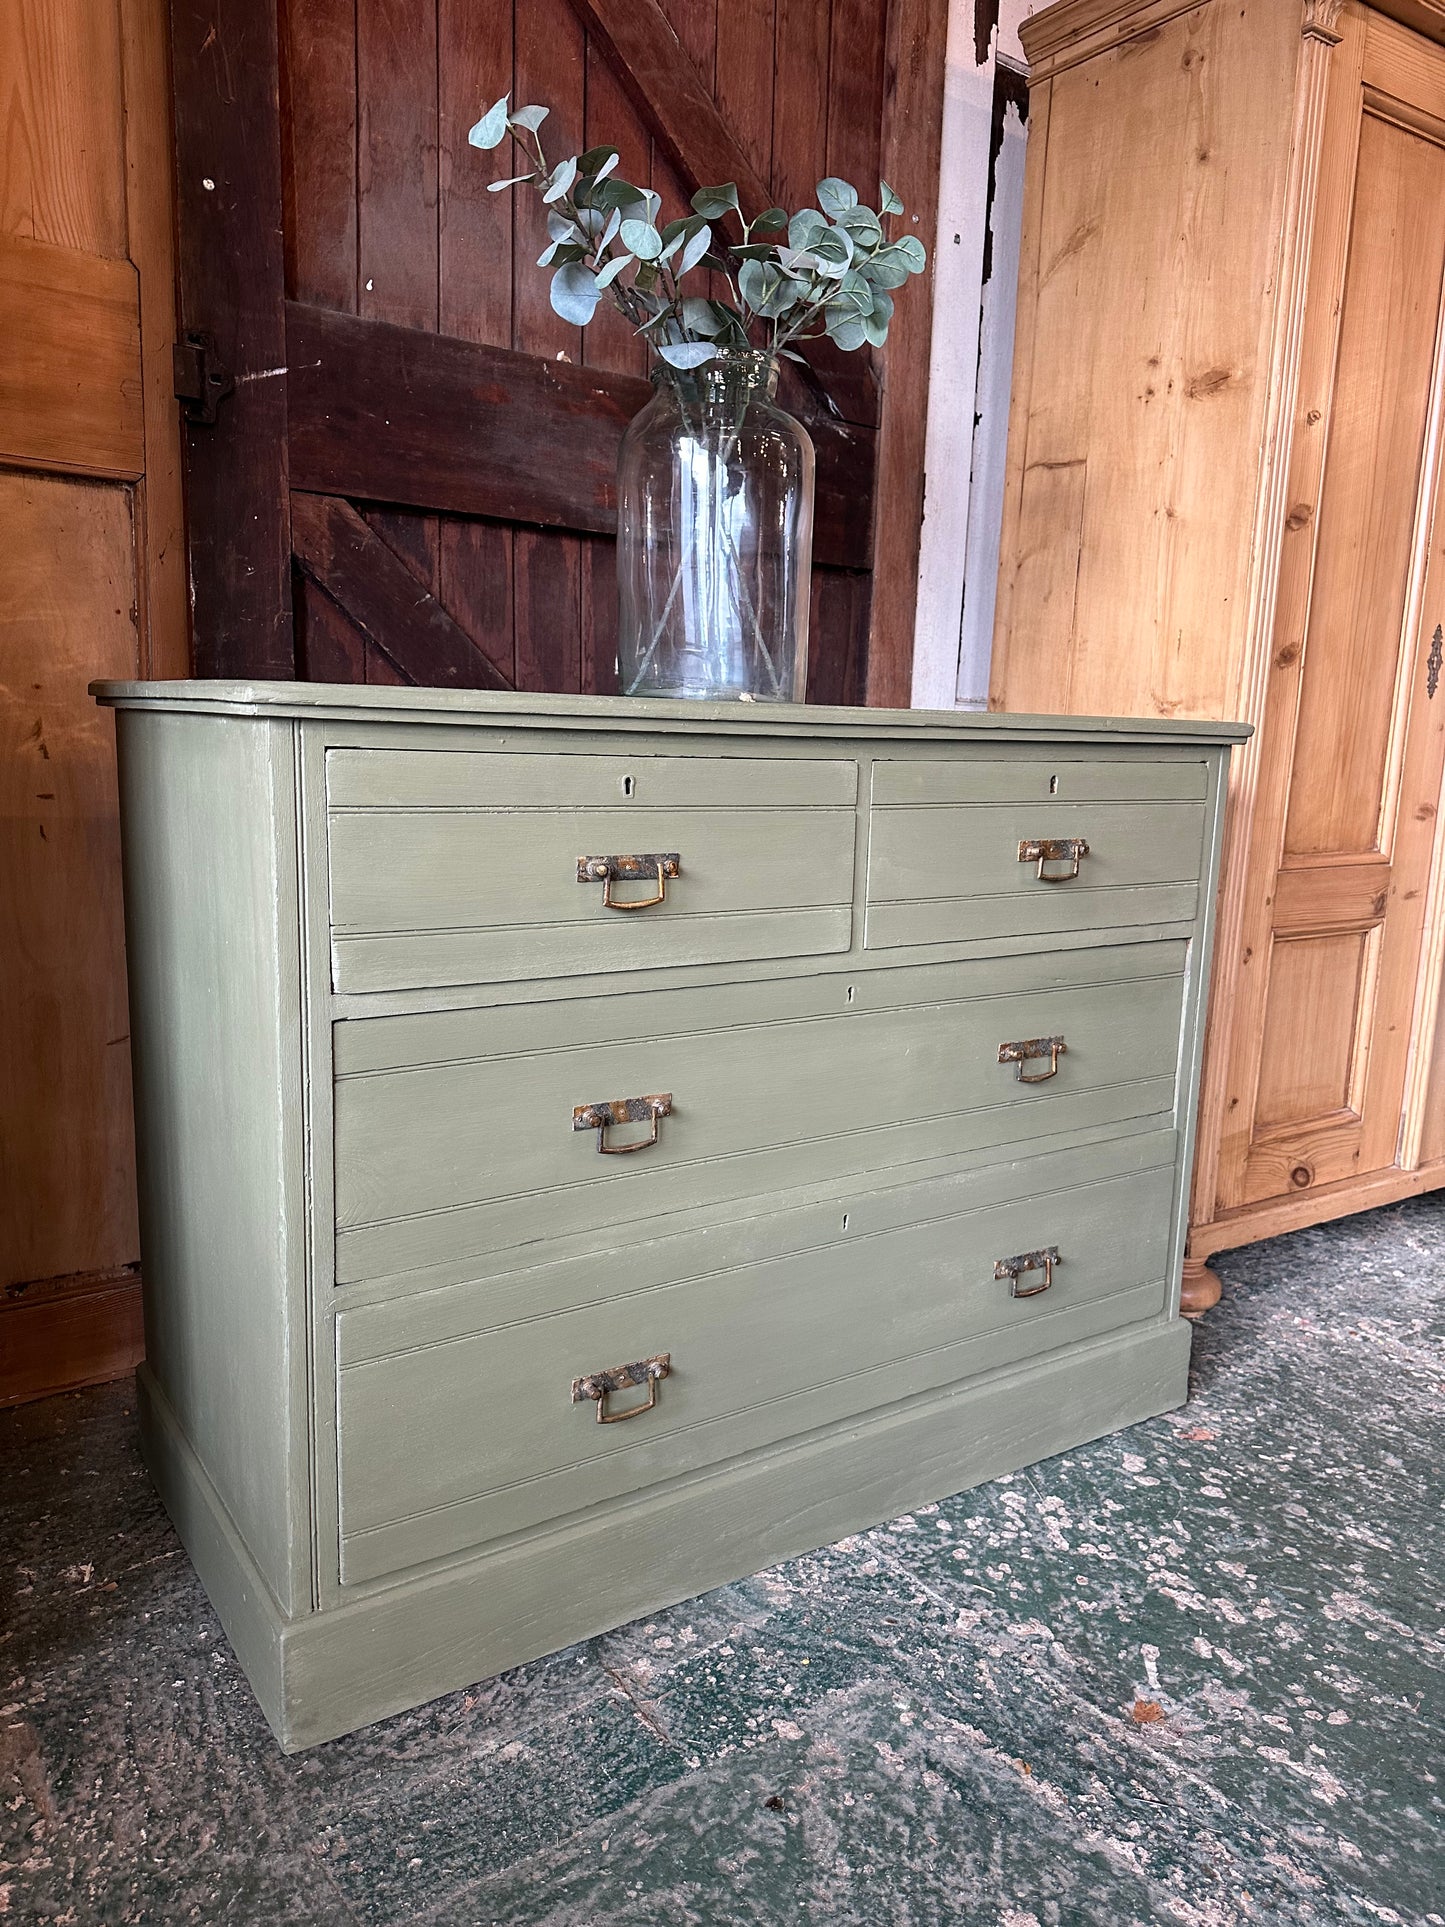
[572, 1093, 672, 1154]
[995, 1246, 1059, 1299]
[1019, 837, 1089, 881]
[572, 1353, 671, 1423]
[998, 1035, 1066, 1083]
[578, 852, 681, 910]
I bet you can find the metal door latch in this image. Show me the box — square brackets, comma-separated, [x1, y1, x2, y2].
[572, 1353, 671, 1422]
[998, 1036, 1067, 1082]
[173, 332, 234, 425]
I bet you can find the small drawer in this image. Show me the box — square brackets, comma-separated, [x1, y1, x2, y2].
[325, 748, 857, 992]
[334, 1136, 1178, 1584]
[865, 757, 1207, 951]
[331, 941, 1188, 1285]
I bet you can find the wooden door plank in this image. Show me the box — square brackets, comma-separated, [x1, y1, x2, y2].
[439, 0, 513, 348]
[865, 0, 949, 707]
[291, 493, 514, 689]
[0, 232, 142, 476]
[280, 0, 358, 310]
[170, 0, 294, 676]
[285, 301, 872, 565]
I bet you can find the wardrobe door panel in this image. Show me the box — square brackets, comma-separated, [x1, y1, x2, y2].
[1232, 16, 1445, 1209]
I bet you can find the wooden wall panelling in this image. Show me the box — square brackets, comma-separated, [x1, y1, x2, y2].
[1, 0, 185, 1400]
[120, 0, 187, 680]
[0, 472, 142, 1384]
[170, 0, 294, 676]
[865, 0, 949, 707]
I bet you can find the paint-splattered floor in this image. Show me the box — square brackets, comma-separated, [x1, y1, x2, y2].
[3, 1196, 1442, 1926]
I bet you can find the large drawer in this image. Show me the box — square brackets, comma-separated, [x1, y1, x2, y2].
[325, 748, 858, 991]
[332, 940, 1188, 1284]
[335, 1134, 1178, 1584]
[866, 757, 1208, 951]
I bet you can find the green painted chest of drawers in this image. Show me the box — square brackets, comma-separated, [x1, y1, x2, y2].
[95, 681, 1245, 1750]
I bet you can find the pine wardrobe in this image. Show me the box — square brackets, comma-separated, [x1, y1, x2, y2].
[990, 0, 1445, 1307]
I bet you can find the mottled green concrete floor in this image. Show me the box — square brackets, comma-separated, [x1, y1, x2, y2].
[2, 1197, 1442, 1926]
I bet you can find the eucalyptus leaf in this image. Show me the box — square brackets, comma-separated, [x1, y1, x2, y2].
[737, 257, 770, 310]
[541, 156, 578, 204]
[600, 207, 621, 249]
[658, 341, 718, 369]
[860, 249, 910, 290]
[825, 311, 868, 351]
[691, 182, 740, 219]
[837, 206, 883, 248]
[757, 271, 804, 319]
[547, 208, 581, 242]
[894, 233, 927, 271]
[509, 103, 549, 133]
[488, 173, 535, 193]
[577, 145, 620, 177]
[816, 176, 858, 220]
[595, 252, 632, 288]
[537, 239, 586, 268]
[731, 242, 779, 261]
[468, 95, 510, 150]
[619, 218, 663, 261]
[788, 209, 828, 251]
[550, 261, 600, 324]
[863, 311, 889, 348]
[754, 206, 788, 233]
[869, 285, 895, 325]
[879, 178, 904, 215]
[777, 245, 825, 276]
[678, 223, 712, 275]
[681, 296, 724, 336]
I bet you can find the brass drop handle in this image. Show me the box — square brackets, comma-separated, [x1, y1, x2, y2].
[572, 1093, 672, 1154]
[998, 1035, 1066, 1083]
[577, 852, 681, 911]
[1019, 837, 1089, 881]
[572, 1353, 671, 1423]
[995, 1246, 1060, 1299]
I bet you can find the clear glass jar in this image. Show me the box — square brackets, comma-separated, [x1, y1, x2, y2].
[616, 349, 814, 701]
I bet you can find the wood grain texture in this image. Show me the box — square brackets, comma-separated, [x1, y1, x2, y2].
[0, 1268, 143, 1409]
[990, 0, 1445, 1263]
[0, 232, 142, 476]
[170, 0, 294, 677]
[291, 494, 515, 691]
[0, 0, 128, 255]
[865, 0, 948, 707]
[0, 474, 139, 1289]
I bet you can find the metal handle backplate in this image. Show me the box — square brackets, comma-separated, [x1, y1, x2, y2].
[1019, 837, 1089, 881]
[578, 853, 681, 910]
[572, 1092, 672, 1154]
[998, 1035, 1067, 1083]
[572, 1353, 671, 1422]
[995, 1246, 1060, 1298]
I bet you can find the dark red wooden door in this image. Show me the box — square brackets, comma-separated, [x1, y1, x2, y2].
[169, 0, 945, 702]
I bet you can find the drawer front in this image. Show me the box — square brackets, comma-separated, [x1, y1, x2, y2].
[326, 748, 858, 991]
[866, 757, 1207, 951]
[332, 941, 1187, 1285]
[335, 1136, 1178, 1584]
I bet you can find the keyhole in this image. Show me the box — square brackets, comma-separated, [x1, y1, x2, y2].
[846, 984, 856, 1003]
[841, 1213, 850, 1231]
[1049, 773, 1059, 795]
[621, 774, 635, 797]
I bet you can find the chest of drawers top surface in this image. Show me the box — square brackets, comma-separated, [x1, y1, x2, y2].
[100, 682, 1240, 1750]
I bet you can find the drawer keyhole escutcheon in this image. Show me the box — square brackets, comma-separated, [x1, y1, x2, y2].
[998, 1036, 1066, 1083]
[572, 1093, 672, 1154]
[995, 1247, 1059, 1298]
[577, 852, 681, 911]
[1019, 836, 1089, 881]
[572, 1353, 671, 1423]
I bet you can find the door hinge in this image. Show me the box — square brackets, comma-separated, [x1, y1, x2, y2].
[173, 331, 234, 425]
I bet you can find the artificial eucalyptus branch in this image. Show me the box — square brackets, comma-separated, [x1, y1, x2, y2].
[469, 93, 927, 367]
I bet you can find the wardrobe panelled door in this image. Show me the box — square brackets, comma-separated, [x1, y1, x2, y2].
[94, 682, 1242, 1748]
[990, 0, 1445, 1291]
